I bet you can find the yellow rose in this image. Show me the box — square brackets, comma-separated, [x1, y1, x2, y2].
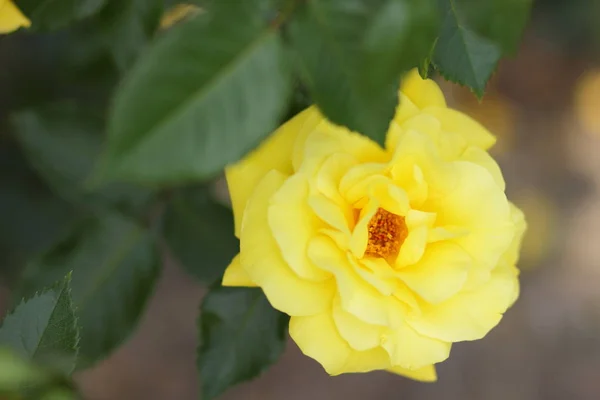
[0, 0, 30, 34]
[222, 69, 526, 382]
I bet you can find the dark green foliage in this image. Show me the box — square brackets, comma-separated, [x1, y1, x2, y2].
[163, 186, 239, 284]
[198, 287, 289, 400]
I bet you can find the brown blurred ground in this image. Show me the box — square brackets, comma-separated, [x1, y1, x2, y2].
[61, 31, 600, 399]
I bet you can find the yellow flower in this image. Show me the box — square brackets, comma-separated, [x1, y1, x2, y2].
[222, 69, 526, 381]
[0, 0, 31, 34]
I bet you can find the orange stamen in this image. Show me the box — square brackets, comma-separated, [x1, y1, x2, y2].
[365, 208, 407, 259]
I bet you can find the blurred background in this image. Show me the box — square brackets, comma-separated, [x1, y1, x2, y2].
[3, 0, 600, 399]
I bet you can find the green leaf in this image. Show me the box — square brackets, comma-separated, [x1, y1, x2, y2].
[362, 0, 439, 91]
[16, 0, 109, 30]
[39, 388, 77, 400]
[198, 287, 288, 400]
[40, 387, 78, 400]
[11, 103, 152, 212]
[96, 0, 291, 185]
[0, 146, 79, 287]
[11, 104, 104, 203]
[16, 213, 160, 368]
[97, 0, 164, 72]
[432, 0, 531, 95]
[449, 0, 532, 55]
[433, 0, 502, 96]
[163, 186, 238, 284]
[0, 348, 51, 394]
[0, 347, 78, 399]
[288, 0, 439, 145]
[0, 274, 78, 374]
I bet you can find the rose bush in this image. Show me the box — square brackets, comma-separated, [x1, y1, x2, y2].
[222, 69, 526, 381]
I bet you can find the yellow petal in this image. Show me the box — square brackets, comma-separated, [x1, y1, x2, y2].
[343, 174, 388, 209]
[290, 312, 390, 375]
[388, 114, 443, 158]
[349, 256, 397, 296]
[382, 323, 451, 369]
[308, 235, 404, 327]
[0, 0, 31, 33]
[349, 198, 379, 259]
[319, 228, 350, 252]
[268, 174, 331, 282]
[401, 114, 442, 140]
[396, 242, 471, 304]
[460, 146, 505, 191]
[395, 225, 428, 268]
[331, 295, 384, 351]
[390, 130, 443, 195]
[311, 153, 358, 233]
[222, 254, 257, 287]
[393, 283, 421, 316]
[297, 120, 387, 176]
[392, 94, 421, 129]
[340, 163, 387, 199]
[428, 161, 513, 270]
[240, 170, 334, 316]
[291, 109, 328, 171]
[398, 113, 477, 161]
[226, 107, 322, 237]
[309, 194, 352, 234]
[400, 69, 447, 109]
[427, 225, 470, 243]
[290, 312, 350, 374]
[408, 264, 519, 342]
[404, 209, 436, 230]
[400, 165, 429, 208]
[387, 364, 437, 382]
[371, 181, 410, 216]
[500, 203, 527, 267]
[344, 172, 410, 216]
[359, 256, 397, 280]
[423, 106, 496, 150]
[315, 152, 358, 205]
[385, 122, 405, 156]
[338, 347, 392, 375]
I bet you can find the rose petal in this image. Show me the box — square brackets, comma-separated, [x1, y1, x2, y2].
[423, 106, 496, 150]
[332, 295, 384, 351]
[382, 322, 451, 369]
[387, 364, 437, 382]
[226, 107, 322, 237]
[396, 242, 471, 304]
[400, 69, 447, 109]
[222, 254, 257, 287]
[240, 170, 334, 316]
[290, 312, 390, 375]
[460, 146, 506, 191]
[428, 161, 513, 270]
[408, 264, 519, 342]
[308, 235, 405, 327]
[0, 1, 30, 33]
[269, 174, 331, 281]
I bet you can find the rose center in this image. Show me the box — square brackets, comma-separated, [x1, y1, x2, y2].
[365, 208, 408, 259]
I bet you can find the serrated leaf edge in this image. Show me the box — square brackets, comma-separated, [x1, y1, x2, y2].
[1, 272, 80, 374]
